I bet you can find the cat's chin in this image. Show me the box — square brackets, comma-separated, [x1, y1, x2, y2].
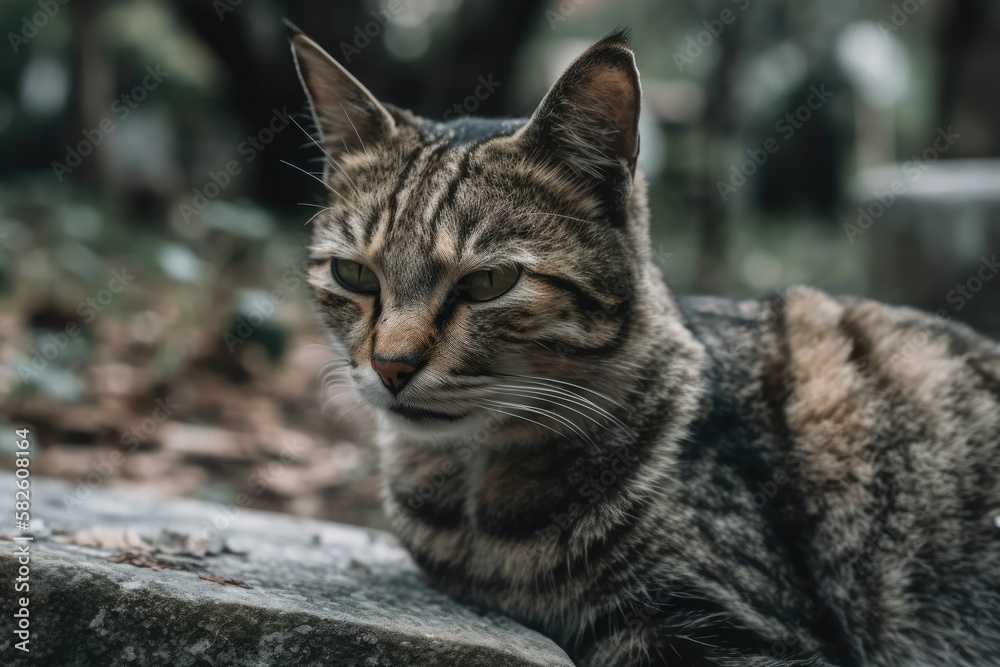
[377, 405, 484, 441]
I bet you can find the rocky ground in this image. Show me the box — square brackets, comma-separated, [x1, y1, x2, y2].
[0, 475, 573, 666]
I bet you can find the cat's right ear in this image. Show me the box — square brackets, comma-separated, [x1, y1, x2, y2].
[289, 28, 396, 159]
[517, 30, 641, 204]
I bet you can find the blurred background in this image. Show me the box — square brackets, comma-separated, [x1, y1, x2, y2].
[1, 0, 998, 531]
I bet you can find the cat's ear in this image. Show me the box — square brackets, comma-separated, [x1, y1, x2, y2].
[521, 30, 641, 184]
[289, 28, 396, 158]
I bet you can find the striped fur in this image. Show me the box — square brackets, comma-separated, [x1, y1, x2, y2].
[290, 29, 1000, 666]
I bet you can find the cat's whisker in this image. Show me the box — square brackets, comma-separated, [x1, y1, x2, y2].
[491, 395, 610, 442]
[325, 396, 363, 427]
[418, 367, 496, 392]
[319, 362, 351, 373]
[469, 402, 569, 442]
[525, 376, 627, 408]
[319, 380, 353, 395]
[317, 359, 352, 372]
[478, 399, 598, 448]
[324, 161, 362, 199]
[491, 381, 615, 417]
[517, 211, 601, 226]
[317, 361, 353, 385]
[280, 158, 336, 193]
[339, 102, 369, 156]
[302, 207, 331, 226]
[288, 114, 363, 198]
[319, 368, 352, 389]
[483, 386, 609, 431]
[279, 159, 358, 220]
[299, 206, 343, 227]
[487, 383, 629, 433]
[497, 373, 629, 411]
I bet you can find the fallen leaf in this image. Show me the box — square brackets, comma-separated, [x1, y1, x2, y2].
[150, 529, 210, 557]
[60, 526, 150, 551]
[198, 572, 252, 589]
[108, 550, 179, 571]
[149, 529, 246, 557]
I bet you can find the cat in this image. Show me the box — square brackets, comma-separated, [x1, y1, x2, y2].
[288, 26, 1000, 667]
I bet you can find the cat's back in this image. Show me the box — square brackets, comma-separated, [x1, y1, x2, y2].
[679, 286, 1000, 665]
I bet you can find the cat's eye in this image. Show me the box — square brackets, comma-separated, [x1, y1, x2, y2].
[332, 259, 380, 294]
[456, 265, 520, 302]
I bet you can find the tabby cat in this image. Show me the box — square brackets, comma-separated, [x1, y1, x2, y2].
[289, 27, 1000, 667]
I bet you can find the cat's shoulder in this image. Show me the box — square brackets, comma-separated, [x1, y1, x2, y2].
[677, 285, 998, 357]
[675, 286, 999, 417]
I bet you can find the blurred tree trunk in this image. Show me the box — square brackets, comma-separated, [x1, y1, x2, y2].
[71, 0, 113, 193]
[934, 0, 1000, 157]
[694, 0, 741, 294]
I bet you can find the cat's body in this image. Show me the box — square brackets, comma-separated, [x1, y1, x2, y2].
[289, 28, 1000, 666]
[385, 289, 1000, 666]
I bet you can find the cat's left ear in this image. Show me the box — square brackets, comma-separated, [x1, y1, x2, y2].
[520, 30, 641, 184]
[289, 27, 396, 159]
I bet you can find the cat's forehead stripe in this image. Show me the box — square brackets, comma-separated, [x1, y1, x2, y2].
[364, 144, 423, 247]
[369, 144, 484, 265]
[392, 143, 448, 221]
[426, 144, 484, 243]
[419, 160, 457, 232]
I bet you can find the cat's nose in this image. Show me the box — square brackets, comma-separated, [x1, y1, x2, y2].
[371, 355, 419, 395]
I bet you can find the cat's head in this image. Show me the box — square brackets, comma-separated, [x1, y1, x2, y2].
[291, 28, 653, 440]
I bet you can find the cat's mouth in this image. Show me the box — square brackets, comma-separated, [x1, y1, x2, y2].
[387, 404, 471, 423]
